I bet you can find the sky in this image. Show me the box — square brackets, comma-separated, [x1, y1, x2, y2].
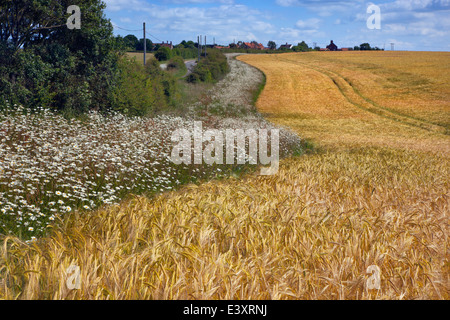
[103, 0, 450, 51]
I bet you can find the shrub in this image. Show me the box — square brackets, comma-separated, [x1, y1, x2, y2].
[155, 47, 172, 61]
[112, 56, 179, 116]
[187, 49, 229, 83]
[167, 56, 187, 72]
[112, 57, 156, 116]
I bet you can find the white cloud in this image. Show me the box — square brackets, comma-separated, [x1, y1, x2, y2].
[296, 18, 321, 29]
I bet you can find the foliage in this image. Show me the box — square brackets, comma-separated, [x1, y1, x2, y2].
[112, 57, 158, 116]
[293, 41, 310, 52]
[359, 43, 372, 50]
[155, 46, 172, 61]
[167, 56, 187, 72]
[0, 0, 120, 115]
[123, 35, 139, 50]
[187, 49, 230, 83]
[177, 40, 196, 49]
[267, 41, 277, 50]
[136, 38, 153, 52]
[112, 56, 179, 115]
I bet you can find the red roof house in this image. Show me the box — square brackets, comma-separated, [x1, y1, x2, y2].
[155, 41, 173, 50]
[241, 42, 266, 50]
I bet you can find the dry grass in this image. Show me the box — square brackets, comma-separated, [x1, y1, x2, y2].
[125, 52, 155, 65]
[1, 51, 449, 300]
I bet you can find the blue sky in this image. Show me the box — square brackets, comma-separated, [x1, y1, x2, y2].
[103, 0, 450, 51]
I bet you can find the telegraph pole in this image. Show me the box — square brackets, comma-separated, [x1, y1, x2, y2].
[198, 35, 201, 62]
[143, 22, 146, 66]
[391, 43, 395, 51]
[204, 35, 207, 57]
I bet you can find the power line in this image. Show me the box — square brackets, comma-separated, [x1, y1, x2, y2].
[145, 31, 163, 43]
[111, 23, 143, 32]
[111, 22, 165, 43]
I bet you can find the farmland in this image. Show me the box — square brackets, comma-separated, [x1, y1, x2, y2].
[238, 51, 449, 152]
[0, 52, 448, 300]
[125, 52, 155, 65]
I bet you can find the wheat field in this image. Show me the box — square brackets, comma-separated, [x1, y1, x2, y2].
[1, 52, 448, 300]
[238, 52, 450, 153]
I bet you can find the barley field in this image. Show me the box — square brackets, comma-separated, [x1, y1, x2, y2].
[0, 52, 448, 300]
[238, 52, 450, 152]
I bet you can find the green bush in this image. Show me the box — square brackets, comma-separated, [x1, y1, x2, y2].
[155, 47, 172, 61]
[111, 56, 180, 116]
[112, 57, 155, 116]
[167, 56, 187, 72]
[187, 49, 229, 83]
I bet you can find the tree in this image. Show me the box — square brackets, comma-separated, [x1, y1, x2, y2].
[359, 43, 371, 50]
[293, 41, 309, 52]
[123, 35, 139, 50]
[267, 41, 277, 50]
[136, 38, 153, 51]
[185, 41, 195, 49]
[0, 0, 120, 113]
[0, 0, 66, 51]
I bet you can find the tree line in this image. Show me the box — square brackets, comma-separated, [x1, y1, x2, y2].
[0, 1, 182, 117]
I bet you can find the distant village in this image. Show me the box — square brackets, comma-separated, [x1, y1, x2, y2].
[212, 40, 356, 51]
[149, 39, 383, 52]
[119, 34, 384, 54]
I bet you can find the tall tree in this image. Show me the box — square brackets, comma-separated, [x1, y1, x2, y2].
[293, 41, 309, 52]
[360, 43, 372, 50]
[123, 34, 139, 50]
[267, 41, 276, 50]
[0, 0, 119, 113]
[136, 38, 153, 51]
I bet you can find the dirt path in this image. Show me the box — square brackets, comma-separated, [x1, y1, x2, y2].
[183, 60, 197, 78]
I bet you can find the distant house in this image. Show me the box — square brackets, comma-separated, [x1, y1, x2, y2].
[279, 43, 293, 50]
[155, 41, 173, 50]
[214, 45, 230, 49]
[241, 42, 266, 50]
[326, 40, 338, 51]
